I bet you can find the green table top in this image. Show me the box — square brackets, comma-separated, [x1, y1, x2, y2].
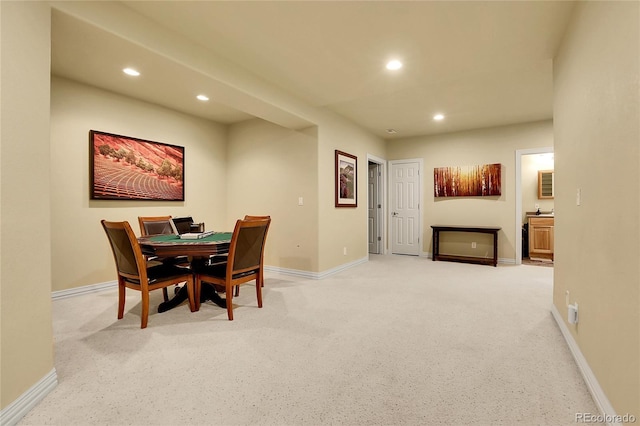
[144, 232, 232, 244]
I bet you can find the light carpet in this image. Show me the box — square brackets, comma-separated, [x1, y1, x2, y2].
[19, 255, 599, 425]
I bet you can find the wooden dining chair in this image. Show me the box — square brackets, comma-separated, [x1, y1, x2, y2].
[243, 215, 270, 289]
[101, 220, 196, 329]
[138, 215, 188, 301]
[194, 217, 271, 320]
[220, 214, 271, 297]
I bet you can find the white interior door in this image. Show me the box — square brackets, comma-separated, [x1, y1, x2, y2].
[390, 160, 421, 256]
[368, 162, 381, 254]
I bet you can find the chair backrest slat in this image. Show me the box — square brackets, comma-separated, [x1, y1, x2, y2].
[244, 215, 270, 221]
[138, 216, 176, 236]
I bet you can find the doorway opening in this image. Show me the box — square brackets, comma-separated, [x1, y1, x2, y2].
[367, 154, 386, 255]
[515, 147, 554, 266]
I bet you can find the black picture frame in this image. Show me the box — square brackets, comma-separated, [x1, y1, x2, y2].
[335, 150, 357, 207]
[90, 130, 185, 201]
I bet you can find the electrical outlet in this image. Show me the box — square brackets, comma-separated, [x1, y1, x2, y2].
[471, 242, 477, 249]
[535, 203, 540, 210]
[568, 303, 579, 324]
[343, 247, 347, 255]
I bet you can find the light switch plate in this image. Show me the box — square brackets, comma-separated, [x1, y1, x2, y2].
[576, 188, 581, 206]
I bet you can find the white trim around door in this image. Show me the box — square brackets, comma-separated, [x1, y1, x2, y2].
[367, 153, 387, 254]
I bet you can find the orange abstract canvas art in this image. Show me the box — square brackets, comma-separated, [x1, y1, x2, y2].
[434, 163, 501, 197]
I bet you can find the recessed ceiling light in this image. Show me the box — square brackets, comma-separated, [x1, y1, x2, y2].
[386, 60, 403, 71]
[433, 113, 445, 121]
[196, 94, 209, 101]
[122, 68, 140, 76]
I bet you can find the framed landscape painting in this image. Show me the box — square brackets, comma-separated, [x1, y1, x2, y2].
[335, 150, 357, 207]
[90, 130, 184, 201]
[434, 163, 501, 197]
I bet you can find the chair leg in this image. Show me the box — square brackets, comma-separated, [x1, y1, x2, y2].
[117, 278, 126, 320]
[226, 282, 234, 321]
[256, 275, 263, 308]
[140, 291, 150, 329]
[162, 287, 169, 302]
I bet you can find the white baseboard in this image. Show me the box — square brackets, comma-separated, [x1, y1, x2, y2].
[0, 369, 58, 426]
[54, 257, 370, 299]
[51, 280, 117, 301]
[264, 256, 368, 280]
[550, 304, 621, 425]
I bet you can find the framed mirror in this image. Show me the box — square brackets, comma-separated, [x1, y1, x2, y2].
[538, 170, 554, 199]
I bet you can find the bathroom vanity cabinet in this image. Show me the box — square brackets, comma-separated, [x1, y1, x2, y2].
[528, 215, 554, 261]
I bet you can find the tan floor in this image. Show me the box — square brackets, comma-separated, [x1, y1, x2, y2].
[522, 257, 554, 267]
[20, 255, 599, 426]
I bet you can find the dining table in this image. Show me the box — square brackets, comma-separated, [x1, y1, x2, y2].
[138, 232, 232, 258]
[138, 232, 233, 313]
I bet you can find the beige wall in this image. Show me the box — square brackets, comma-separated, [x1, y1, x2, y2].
[316, 113, 387, 272]
[0, 0, 54, 409]
[553, 1, 639, 417]
[387, 120, 554, 261]
[50, 77, 228, 291]
[521, 153, 554, 223]
[50, 76, 381, 281]
[225, 114, 386, 274]
[227, 119, 320, 272]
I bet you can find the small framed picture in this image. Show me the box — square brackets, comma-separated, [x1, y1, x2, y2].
[335, 150, 357, 207]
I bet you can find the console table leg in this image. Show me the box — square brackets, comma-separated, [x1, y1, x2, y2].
[432, 229, 439, 261]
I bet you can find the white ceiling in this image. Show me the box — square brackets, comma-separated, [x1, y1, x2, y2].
[51, 1, 575, 139]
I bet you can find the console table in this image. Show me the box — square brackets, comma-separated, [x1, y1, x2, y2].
[431, 225, 501, 267]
